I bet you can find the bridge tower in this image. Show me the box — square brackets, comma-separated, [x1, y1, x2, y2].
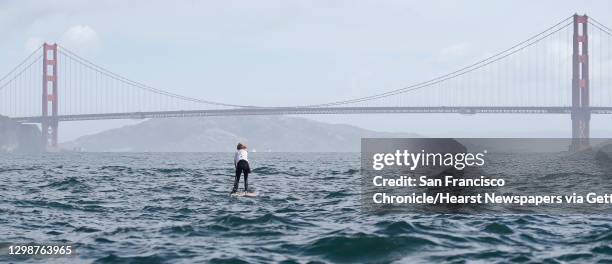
[570, 14, 590, 151]
[42, 43, 59, 150]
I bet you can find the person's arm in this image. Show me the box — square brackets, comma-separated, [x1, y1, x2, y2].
[234, 152, 238, 167]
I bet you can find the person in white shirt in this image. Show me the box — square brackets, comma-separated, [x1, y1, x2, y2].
[232, 143, 251, 193]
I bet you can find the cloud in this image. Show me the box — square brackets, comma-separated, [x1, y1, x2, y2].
[24, 37, 43, 53]
[438, 42, 470, 59]
[60, 25, 99, 53]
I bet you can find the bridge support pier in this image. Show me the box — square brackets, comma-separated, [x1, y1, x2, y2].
[42, 43, 58, 151]
[570, 14, 590, 151]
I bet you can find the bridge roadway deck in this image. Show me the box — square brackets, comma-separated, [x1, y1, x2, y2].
[11, 106, 612, 123]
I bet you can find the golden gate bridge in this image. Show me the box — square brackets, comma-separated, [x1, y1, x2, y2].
[1, 14, 612, 151]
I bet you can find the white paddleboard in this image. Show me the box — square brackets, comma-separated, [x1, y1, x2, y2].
[231, 191, 258, 197]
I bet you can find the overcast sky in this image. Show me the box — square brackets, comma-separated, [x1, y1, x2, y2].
[1, 0, 612, 141]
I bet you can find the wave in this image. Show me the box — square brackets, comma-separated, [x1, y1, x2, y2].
[99, 165, 197, 176]
[74, 226, 102, 233]
[213, 213, 313, 228]
[302, 232, 437, 262]
[43, 176, 90, 191]
[94, 253, 181, 264]
[0, 165, 42, 173]
[251, 166, 309, 176]
[483, 222, 514, 235]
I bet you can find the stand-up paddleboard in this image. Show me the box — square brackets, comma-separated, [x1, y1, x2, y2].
[231, 191, 258, 197]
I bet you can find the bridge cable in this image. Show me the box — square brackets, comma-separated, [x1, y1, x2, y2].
[301, 16, 574, 107]
[0, 56, 41, 92]
[0, 46, 42, 89]
[590, 17, 612, 34]
[58, 46, 256, 108]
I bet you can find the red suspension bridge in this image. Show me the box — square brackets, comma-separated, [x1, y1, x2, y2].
[2, 14, 612, 151]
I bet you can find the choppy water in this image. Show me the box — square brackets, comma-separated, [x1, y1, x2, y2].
[1, 152, 612, 263]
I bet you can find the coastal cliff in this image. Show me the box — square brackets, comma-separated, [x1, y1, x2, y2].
[0, 115, 43, 153]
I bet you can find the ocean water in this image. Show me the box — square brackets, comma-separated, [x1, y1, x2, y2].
[1, 152, 612, 263]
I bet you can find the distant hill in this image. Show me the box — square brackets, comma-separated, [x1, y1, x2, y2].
[62, 116, 419, 152]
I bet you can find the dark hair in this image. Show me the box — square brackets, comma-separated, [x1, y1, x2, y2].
[237, 143, 247, 150]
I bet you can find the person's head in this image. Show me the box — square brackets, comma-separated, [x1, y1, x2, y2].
[237, 143, 247, 150]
